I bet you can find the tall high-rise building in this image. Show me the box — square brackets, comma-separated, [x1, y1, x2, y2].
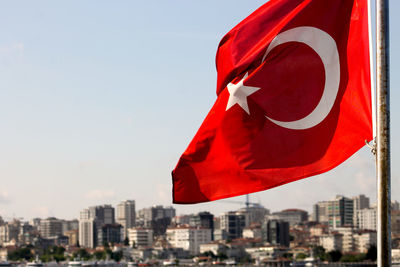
[238, 205, 270, 225]
[97, 224, 122, 246]
[0, 220, 20, 245]
[220, 211, 247, 240]
[40, 217, 63, 238]
[189, 212, 214, 240]
[352, 194, 370, 225]
[355, 207, 377, 230]
[116, 200, 136, 240]
[261, 219, 290, 247]
[79, 208, 95, 248]
[352, 194, 370, 211]
[79, 205, 116, 248]
[90, 205, 115, 225]
[136, 206, 176, 236]
[313, 195, 354, 227]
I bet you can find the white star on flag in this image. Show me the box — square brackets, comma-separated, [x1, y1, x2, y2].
[226, 72, 261, 115]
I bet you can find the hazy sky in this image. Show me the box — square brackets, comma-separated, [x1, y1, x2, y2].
[0, 1, 399, 221]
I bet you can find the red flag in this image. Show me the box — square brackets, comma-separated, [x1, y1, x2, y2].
[172, 0, 373, 204]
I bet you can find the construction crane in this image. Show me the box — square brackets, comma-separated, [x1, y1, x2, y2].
[221, 194, 262, 211]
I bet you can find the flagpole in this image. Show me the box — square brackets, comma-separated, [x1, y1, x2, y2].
[376, 0, 391, 266]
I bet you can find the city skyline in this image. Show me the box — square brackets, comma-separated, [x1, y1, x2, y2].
[1, 192, 396, 223]
[1, 192, 387, 263]
[0, 1, 399, 221]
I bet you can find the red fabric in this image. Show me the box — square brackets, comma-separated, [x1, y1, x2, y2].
[172, 0, 372, 204]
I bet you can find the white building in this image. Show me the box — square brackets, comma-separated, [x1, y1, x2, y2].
[199, 242, 227, 256]
[334, 227, 356, 253]
[309, 224, 329, 237]
[166, 226, 212, 255]
[128, 228, 153, 247]
[245, 246, 287, 261]
[242, 226, 262, 239]
[392, 249, 400, 262]
[355, 207, 377, 230]
[354, 231, 376, 253]
[0, 248, 8, 261]
[319, 227, 376, 254]
[79, 209, 95, 248]
[116, 200, 136, 240]
[214, 229, 228, 241]
[319, 234, 343, 252]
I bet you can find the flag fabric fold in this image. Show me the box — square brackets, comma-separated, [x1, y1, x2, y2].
[172, 0, 373, 204]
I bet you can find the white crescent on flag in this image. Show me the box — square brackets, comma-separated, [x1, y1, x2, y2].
[262, 26, 341, 130]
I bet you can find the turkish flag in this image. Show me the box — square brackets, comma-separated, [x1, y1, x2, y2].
[172, 0, 373, 204]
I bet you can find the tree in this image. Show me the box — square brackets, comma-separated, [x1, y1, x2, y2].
[201, 251, 215, 258]
[94, 251, 106, 260]
[111, 251, 123, 262]
[45, 246, 67, 263]
[20, 248, 34, 260]
[366, 245, 377, 261]
[52, 246, 66, 255]
[40, 254, 52, 263]
[8, 248, 33, 261]
[217, 252, 227, 261]
[53, 254, 66, 263]
[340, 253, 365, 262]
[283, 253, 293, 260]
[124, 237, 130, 246]
[73, 248, 92, 261]
[327, 250, 342, 262]
[296, 253, 307, 261]
[313, 246, 328, 261]
[240, 255, 252, 264]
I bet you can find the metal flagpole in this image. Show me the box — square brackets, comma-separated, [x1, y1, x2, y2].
[376, 0, 391, 266]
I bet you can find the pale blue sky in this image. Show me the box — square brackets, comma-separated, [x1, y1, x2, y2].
[0, 1, 399, 220]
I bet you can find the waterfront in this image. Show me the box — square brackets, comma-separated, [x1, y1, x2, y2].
[4, 261, 400, 267]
